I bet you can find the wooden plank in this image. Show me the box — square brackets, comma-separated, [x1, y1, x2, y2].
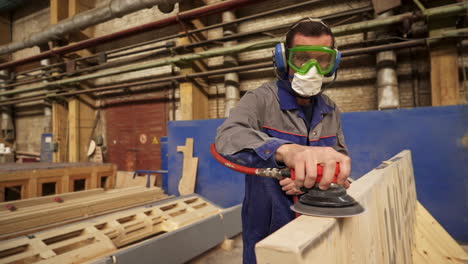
[177, 138, 198, 195]
[68, 98, 80, 162]
[256, 150, 417, 264]
[0, 195, 220, 263]
[412, 203, 468, 264]
[0, 187, 167, 238]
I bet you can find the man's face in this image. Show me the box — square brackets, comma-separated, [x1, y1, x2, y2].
[288, 33, 333, 78]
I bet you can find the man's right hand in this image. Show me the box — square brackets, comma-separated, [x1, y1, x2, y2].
[275, 144, 351, 190]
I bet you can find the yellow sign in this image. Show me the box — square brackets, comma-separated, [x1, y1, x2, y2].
[152, 137, 159, 144]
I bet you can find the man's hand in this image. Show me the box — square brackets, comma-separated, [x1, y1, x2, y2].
[275, 144, 351, 190]
[279, 178, 305, 195]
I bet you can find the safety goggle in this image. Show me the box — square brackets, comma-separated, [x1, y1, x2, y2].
[287, 45, 337, 76]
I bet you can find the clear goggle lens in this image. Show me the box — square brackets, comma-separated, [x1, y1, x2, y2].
[287, 45, 336, 75]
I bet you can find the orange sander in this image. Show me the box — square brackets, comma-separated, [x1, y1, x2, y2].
[210, 143, 365, 217]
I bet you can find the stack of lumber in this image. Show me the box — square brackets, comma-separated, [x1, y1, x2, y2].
[0, 186, 167, 239]
[0, 195, 221, 264]
[0, 163, 117, 201]
[256, 150, 468, 264]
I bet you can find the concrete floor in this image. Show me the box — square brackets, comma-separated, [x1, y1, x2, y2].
[188, 234, 243, 264]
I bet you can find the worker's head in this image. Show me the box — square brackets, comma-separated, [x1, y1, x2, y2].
[275, 18, 341, 98]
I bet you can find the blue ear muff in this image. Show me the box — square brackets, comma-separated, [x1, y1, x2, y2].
[274, 43, 287, 78]
[325, 49, 341, 77]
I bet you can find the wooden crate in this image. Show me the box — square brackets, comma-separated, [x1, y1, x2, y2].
[0, 163, 117, 202]
[0, 195, 220, 264]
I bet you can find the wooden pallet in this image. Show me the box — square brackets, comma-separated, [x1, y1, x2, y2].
[255, 150, 468, 263]
[0, 163, 117, 202]
[0, 195, 221, 264]
[0, 186, 167, 239]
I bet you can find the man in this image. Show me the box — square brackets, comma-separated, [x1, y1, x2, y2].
[215, 18, 351, 263]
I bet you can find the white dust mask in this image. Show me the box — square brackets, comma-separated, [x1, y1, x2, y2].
[291, 66, 324, 97]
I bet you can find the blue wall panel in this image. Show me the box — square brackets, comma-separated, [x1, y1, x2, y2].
[167, 119, 245, 208]
[341, 105, 467, 242]
[167, 105, 467, 241]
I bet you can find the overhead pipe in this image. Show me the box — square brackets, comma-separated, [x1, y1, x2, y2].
[222, 11, 240, 117]
[1, 3, 467, 98]
[5, 5, 372, 90]
[0, 0, 265, 70]
[4, 27, 468, 107]
[0, 62, 273, 107]
[0, 0, 181, 56]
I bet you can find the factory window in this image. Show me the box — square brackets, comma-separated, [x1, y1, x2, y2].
[42, 182, 56, 196]
[4, 185, 22, 201]
[73, 179, 86, 191]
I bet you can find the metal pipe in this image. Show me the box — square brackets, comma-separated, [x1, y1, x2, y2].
[223, 11, 240, 117]
[0, 62, 273, 106]
[0, 0, 265, 70]
[332, 2, 466, 37]
[0, 39, 281, 97]
[0, 0, 181, 56]
[0, 34, 453, 106]
[375, 11, 399, 110]
[2, 43, 174, 90]
[101, 0, 328, 57]
[4, 5, 372, 90]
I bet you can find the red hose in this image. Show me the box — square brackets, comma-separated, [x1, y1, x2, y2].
[210, 143, 258, 175]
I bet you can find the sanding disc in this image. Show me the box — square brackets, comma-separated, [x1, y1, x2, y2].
[291, 202, 366, 218]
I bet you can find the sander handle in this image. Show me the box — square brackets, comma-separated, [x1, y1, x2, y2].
[286, 164, 339, 183]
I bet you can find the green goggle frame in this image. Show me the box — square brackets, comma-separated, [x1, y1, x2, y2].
[287, 45, 337, 75]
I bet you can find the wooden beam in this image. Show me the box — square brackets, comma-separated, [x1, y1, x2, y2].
[52, 101, 68, 162]
[429, 19, 460, 106]
[68, 98, 80, 162]
[50, 0, 69, 25]
[177, 2, 209, 120]
[429, 42, 460, 106]
[256, 150, 417, 263]
[78, 95, 95, 162]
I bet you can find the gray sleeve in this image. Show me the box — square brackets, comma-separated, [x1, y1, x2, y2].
[215, 89, 284, 156]
[333, 107, 349, 156]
